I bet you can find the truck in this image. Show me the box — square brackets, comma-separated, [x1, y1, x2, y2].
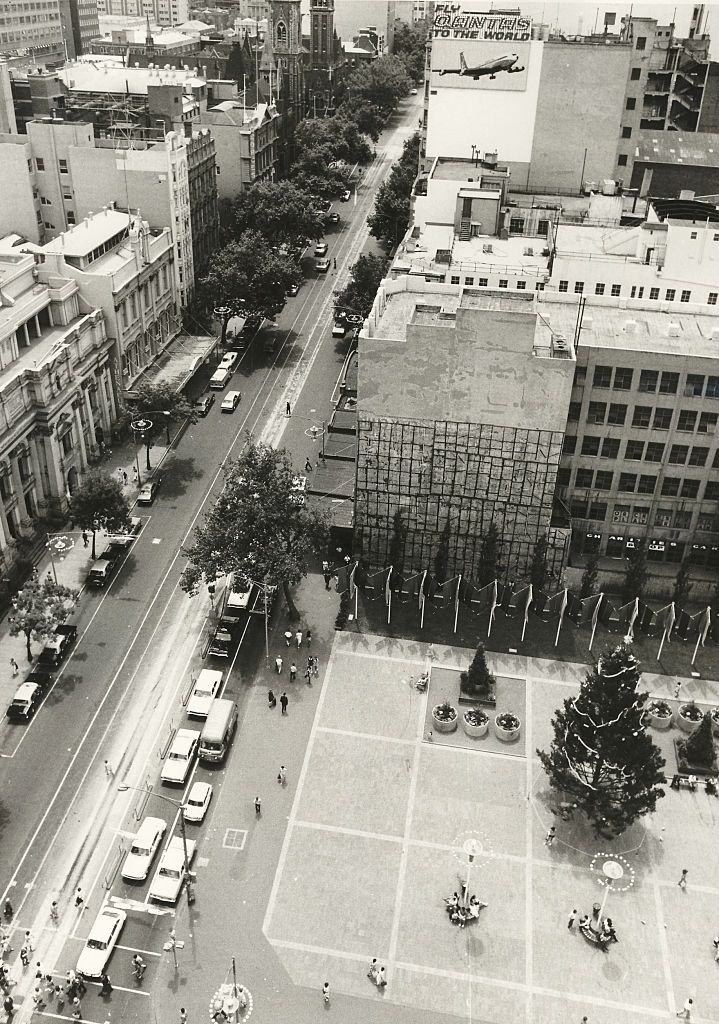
[38, 623, 77, 667]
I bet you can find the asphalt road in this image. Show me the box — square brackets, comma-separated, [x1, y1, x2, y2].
[0, 96, 421, 1023]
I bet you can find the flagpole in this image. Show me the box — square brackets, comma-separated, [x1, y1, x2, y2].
[387, 588, 392, 625]
[554, 590, 566, 648]
[657, 627, 667, 661]
[691, 629, 701, 666]
[454, 574, 461, 634]
[420, 590, 425, 629]
[589, 594, 602, 652]
[487, 580, 497, 638]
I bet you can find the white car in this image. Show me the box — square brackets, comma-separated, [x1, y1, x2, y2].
[148, 836, 197, 903]
[160, 728, 200, 784]
[76, 906, 126, 978]
[121, 816, 167, 881]
[219, 351, 238, 372]
[183, 781, 213, 823]
[314, 242, 328, 257]
[221, 390, 241, 413]
[186, 669, 223, 718]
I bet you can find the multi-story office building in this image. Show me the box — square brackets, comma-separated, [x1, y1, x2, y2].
[96, 0, 190, 28]
[201, 98, 278, 198]
[58, 0, 101, 59]
[0, 235, 115, 566]
[89, 24, 201, 65]
[0, 0, 64, 58]
[40, 207, 179, 389]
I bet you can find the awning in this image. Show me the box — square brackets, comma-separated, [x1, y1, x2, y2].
[127, 332, 217, 394]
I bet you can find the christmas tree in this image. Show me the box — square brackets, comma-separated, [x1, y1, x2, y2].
[682, 711, 717, 769]
[537, 642, 666, 837]
[460, 643, 495, 700]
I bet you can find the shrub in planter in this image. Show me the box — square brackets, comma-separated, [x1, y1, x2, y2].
[645, 699, 673, 731]
[462, 707, 489, 738]
[432, 700, 458, 733]
[679, 711, 717, 769]
[677, 701, 704, 733]
[460, 643, 496, 703]
[494, 711, 521, 742]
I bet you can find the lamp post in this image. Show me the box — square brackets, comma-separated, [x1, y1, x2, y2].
[131, 411, 172, 472]
[117, 784, 194, 907]
[46, 533, 75, 584]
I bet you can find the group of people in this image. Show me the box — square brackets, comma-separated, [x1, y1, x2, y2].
[443, 891, 487, 928]
[274, 653, 319, 683]
[571, 906, 619, 951]
[367, 959, 387, 988]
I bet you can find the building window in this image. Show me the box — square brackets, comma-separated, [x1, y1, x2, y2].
[626, 97, 637, 111]
[60, 432, 73, 456]
[574, 366, 587, 385]
[637, 474, 657, 494]
[593, 365, 612, 388]
[686, 373, 705, 396]
[635, 36, 646, 49]
[655, 508, 673, 527]
[668, 445, 689, 465]
[581, 435, 600, 456]
[556, 467, 571, 486]
[709, 292, 718, 305]
[67, 211, 75, 225]
[595, 283, 605, 295]
[36, 157, 44, 171]
[705, 481, 719, 500]
[680, 289, 691, 303]
[681, 479, 699, 499]
[516, 280, 527, 290]
[576, 468, 593, 488]
[617, 155, 628, 166]
[611, 284, 621, 297]
[630, 66, 641, 80]
[558, 280, 568, 292]
[601, 438, 620, 458]
[607, 403, 627, 425]
[588, 401, 606, 424]
[699, 412, 719, 433]
[571, 498, 589, 518]
[632, 405, 652, 428]
[562, 435, 577, 455]
[465, 277, 474, 286]
[612, 505, 631, 524]
[697, 515, 715, 532]
[659, 372, 679, 395]
[689, 446, 709, 467]
[498, 279, 508, 288]
[613, 367, 633, 390]
[677, 410, 698, 431]
[706, 376, 719, 399]
[661, 477, 680, 496]
[665, 288, 676, 301]
[618, 473, 637, 492]
[645, 442, 665, 462]
[509, 218, 524, 232]
[450, 275, 460, 284]
[58, 158, 67, 173]
[639, 369, 658, 393]
[622, 126, 632, 138]
[478, 277, 488, 286]
[625, 440, 645, 460]
[574, 281, 584, 293]
[589, 502, 608, 521]
[595, 471, 613, 490]
[649, 287, 660, 300]
[632, 506, 649, 525]
[568, 401, 581, 421]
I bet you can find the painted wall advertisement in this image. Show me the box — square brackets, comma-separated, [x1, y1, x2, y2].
[432, 4, 532, 41]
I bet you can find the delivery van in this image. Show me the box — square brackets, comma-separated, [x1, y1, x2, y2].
[199, 698, 238, 763]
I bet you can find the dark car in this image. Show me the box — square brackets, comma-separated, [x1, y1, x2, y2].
[340, 189, 351, 202]
[208, 618, 235, 658]
[194, 394, 215, 417]
[286, 282, 300, 297]
[327, 212, 340, 224]
[87, 542, 125, 587]
[38, 623, 77, 667]
[137, 473, 163, 505]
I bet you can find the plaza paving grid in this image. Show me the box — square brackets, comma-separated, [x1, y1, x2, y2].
[263, 631, 719, 1024]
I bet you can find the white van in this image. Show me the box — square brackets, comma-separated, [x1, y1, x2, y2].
[121, 816, 167, 881]
[199, 698, 238, 763]
[209, 366, 231, 389]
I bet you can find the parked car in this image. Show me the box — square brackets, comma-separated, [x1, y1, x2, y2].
[332, 322, 346, 338]
[340, 189, 351, 202]
[121, 816, 167, 882]
[76, 906, 126, 978]
[411, 88, 418, 95]
[186, 668, 223, 718]
[7, 680, 45, 721]
[87, 542, 125, 587]
[38, 623, 77, 667]
[137, 474, 163, 505]
[208, 619, 234, 658]
[160, 728, 200, 784]
[315, 258, 331, 274]
[286, 281, 301, 297]
[220, 390, 241, 413]
[327, 212, 340, 224]
[314, 242, 328, 257]
[219, 351, 239, 372]
[148, 836, 197, 903]
[194, 394, 215, 417]
[104, 517, 142, 543]
[183, 781, 213, 823]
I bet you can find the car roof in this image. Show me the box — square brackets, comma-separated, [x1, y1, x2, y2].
[223, 390, 240, 399]
[89, 906, 124, 936]
[196, 668, 222, 686]
[13, 682, 39, 700]
[188, 780, 211, 797]
[172, 729, 200, 753]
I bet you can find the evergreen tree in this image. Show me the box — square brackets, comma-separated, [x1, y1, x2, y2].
[579, 555, 599, 600]
[682, 711, 716, 768]
[460, 642, 495, 700]
[530, 533, 549, 591]
[621, 539, 648, 605]
[476, 522, 501, 588]
[537, 642, 666, 837]
[672, 561, 693, 609]
[388, 509, 406, 590]
[434, 518, 450, 583]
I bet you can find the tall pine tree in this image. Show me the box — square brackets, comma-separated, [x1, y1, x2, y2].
[621, 539, 648, 605]
[476, 522, 501, 587]
[530, 533, 549, 591]
[579, 555, 599, 600]
[537, 642, 666, 837]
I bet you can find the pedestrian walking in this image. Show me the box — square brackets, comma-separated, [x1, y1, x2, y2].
[99, 973, 112, 996]
[567, 908, 578, 930]
[313, 655, 319, 678]
[678, 868, 689, 890]
[280, 691, 288, 715]
[44, 976, 55, 1001]
[1, 935, 12, 957]
[544, 826, 556, 847]
[277, 765, 287, 786]
[71, 996, 82, 1020]
[322, 982, 330, 1004]
[676, 997, 693, 1020]
[275, 655, 283, 674]
[306, 629, 312, 648]
[367, 958, 378, 983]
[82, 530, 89, 548]
[35, 962, 44, 981]
[103, 760, 114, 776]
[132, 466, 138, 485]
[304, 458, 312, 473]
[295, 629, 302, 648]
[23, 931, 33, 952]
[376, 966, 387, 988]
[19, 946, 30, 968]
[284, 630, 292, 647]
[4, 994, 14, 1017]
[333, 257, 337, 270]
[286, 401, 291, 417]
[254, 796, 261, 817]
[323, 570, 332, 589]
[122, 470, 128, 486]
[180, 1010, 188, 1024]
[304, 667, 312, 686]
[117, 467, 123, 484]
[674, 680, 682, 699]
[580, 1018, 589, 1024]
[268, 689, 276, 709]
[289, 663, 297, 682]
[32, 986, 44, 1009]
[10, 657, 18, 677]
[3, 900, 12, 920]
[0, 969, 9, 995]
[74, 887, 84, 909]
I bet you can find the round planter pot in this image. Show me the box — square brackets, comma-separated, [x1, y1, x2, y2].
[432, 706, 458, 734]
[646, 708, 674, 731]
[677, 704, 703, 734]
[493, 717, 521, 743]
[463, 715, 489, 739]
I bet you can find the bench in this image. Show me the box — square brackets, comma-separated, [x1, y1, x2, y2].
[671, 774, 697, 791]
[579, 923, 608, 951]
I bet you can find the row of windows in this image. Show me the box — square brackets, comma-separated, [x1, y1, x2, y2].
[561, 463, 719, 499]
[580, 365, 719, 398]
[572, 497, 716, 530]
[450, 274, 542, 291]
[558, 280, 716, 304]
[570, 401, 719, 434]
[564, 433, 718, 468]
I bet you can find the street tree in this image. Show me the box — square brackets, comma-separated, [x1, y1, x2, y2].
[621, 538, 648, 605]
[367, 133, 420, 244]
[476, 522, 501, 588]
[336, 96, 384, 141]
[221, 182, 325, 247]
[132, 382, 194, 470]
[341, 56, 412, 113]
[9, 573, 78, 661]
[537, 642, 666, 837]
[335, 253, 387, 319]
[393, 21, 428, 83]
[69, 470, 131, 559]
[579, 555, 600, 600]
[672, 561, 693, 609]
[197, 231, 298, 321]
[529, 533, 549, 591]
[181, 439, 330, 619]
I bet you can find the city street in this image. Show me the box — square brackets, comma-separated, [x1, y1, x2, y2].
[0, 95, 421, 1023]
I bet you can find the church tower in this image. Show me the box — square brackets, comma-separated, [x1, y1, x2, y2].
[310, 0, 334, 71]
[264, 0, 305, 171]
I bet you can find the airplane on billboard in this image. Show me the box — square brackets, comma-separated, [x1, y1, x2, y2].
[438, 52, 525, 80]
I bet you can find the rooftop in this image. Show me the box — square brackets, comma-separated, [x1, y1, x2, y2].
[636, 131, 719, 168]
[42, 209, 134, 259]
[395, 224, 550, 278]
[431, 157, 509, 182]
[57, 60, 205, 96]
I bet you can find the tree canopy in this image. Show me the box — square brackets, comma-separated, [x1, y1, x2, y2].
[220, 182, 325, 248]
[69, 470, 131, 558]
[335, 253, 387, 319]
[537, 642, 666, 837]
[131, 381, 195, 468]
[181, 439, 330, 618]
[295, 115, 373, 166]
[336, 96, 384, 142]
[476, 522, 502, 587]
[197, 231, 298, 321]
[341, 56, 412, 113]
[367, 132, 420, 244]
[9, 573, 78, 661]
[621, 538, 648, 605]
[393, 20, 428, 83]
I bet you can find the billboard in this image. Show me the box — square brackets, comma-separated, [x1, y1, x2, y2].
[431, 36, 531, 91]
[432, 4, 532, 41]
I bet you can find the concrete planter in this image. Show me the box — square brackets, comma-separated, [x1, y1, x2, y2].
[432, 703, 458, 734]
[494, 714, 521, 743]
[646, 701, 674, 731]
[677, 703, 704, 734]
[462, 709, 489, 738]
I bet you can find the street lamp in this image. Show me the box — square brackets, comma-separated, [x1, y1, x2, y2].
[131, 411, 172, 472]
[46, 533, 75, 583]
[117, 784, 195, 907]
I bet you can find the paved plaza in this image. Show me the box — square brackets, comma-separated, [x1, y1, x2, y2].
[263, 631, 719, 1024]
